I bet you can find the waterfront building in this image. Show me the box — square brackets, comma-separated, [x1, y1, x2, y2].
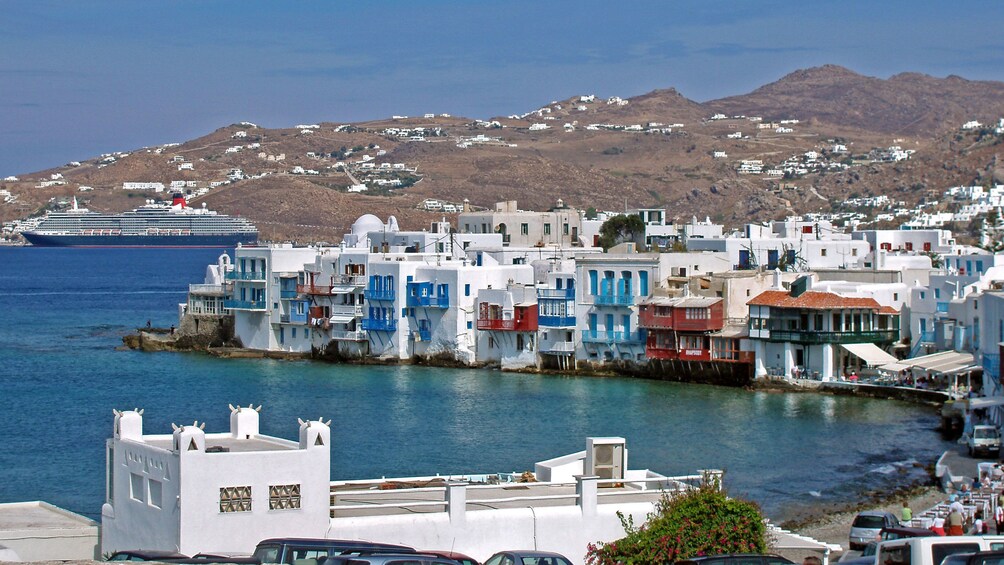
[299, 247, 370, 357]
[536, 262, 577, 370]
[574, 249, 659, 364]
[101, 408, 731, 564]
[101, 407, 331, 556]
[180, 252, 233, 327]
[475, 283, 539, 369]
[747, 274, 901, 380]
[228, 245, 323, 352]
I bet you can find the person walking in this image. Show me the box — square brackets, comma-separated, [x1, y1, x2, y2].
[901, 501, 913, 525]
[995, 502, 1004, 534]
[970, 510, 987, 535]
[948, 507, 965, 536]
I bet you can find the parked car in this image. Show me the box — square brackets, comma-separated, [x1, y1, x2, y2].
[108, 550, 189, 561]
[483, 551, 573, 565]
[420, 551, 479, 565]
[968, 425, 1001, 457]
[838, 542, 878, 565]
[675, 554, 795, 565]
[941, 550, 1004, 565]
[880, 527, 937, 541]
[320, 553, 461, 565]
[875, 536, 1004, 565]
[252, 539, 414, 565]
[849, 511, 900, 550]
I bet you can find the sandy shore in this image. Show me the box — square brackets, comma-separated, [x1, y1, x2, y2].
[773, 484, 948, 563]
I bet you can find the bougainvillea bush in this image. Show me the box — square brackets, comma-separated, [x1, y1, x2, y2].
[585, 482, 768, 565]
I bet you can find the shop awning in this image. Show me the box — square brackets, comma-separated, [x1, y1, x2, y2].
[840, 343, 899, 367]
[328, 314, 356, 324]
[881, 350, 977, 376]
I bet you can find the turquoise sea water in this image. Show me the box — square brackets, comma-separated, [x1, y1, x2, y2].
[0, 248, 955, 522]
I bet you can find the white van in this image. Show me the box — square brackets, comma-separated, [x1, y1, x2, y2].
[876, 536, 1004, 565]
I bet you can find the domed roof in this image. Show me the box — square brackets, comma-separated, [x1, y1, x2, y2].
[351, 214, 384, 236]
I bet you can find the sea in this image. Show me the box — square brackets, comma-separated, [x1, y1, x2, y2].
[0, 247, 957, 523]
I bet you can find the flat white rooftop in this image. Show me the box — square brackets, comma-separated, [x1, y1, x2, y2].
[0, 501, 96, 531]
[143, 435, 298, 452]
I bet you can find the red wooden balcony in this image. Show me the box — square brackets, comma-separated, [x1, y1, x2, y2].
[477, 305, 538, 332]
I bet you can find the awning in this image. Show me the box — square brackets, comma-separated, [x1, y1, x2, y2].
[328, 314, 356, 324]
[880, 350, 977, 376]
[840, 343, 899, 367]
[969, 397, 1004, 410]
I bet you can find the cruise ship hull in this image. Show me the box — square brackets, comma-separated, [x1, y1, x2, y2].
[22, 232, 258, 248]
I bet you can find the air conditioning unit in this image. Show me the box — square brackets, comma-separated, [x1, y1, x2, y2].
[585, 437, 626, 481]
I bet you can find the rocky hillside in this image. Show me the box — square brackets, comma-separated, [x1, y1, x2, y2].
[3, 66, 1003, 242]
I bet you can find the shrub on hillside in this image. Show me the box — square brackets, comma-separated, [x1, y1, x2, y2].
[585, 479, 768, 565]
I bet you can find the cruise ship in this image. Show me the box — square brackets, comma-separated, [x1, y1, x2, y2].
[21, 195, 259, 247]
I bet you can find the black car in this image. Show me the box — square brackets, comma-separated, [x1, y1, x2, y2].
[483, 551, 573, 565]
[941, 551, 1004, 565]
[108, 550, 190, 561]
[675, 554, 796, 565]
[252, 539, 415, 565]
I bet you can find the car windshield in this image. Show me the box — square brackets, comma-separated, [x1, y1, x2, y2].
[864, 544, 878, 556]
[253, 546, 281, 564]
[975, 428, 1000, 439]
[853, 516, 886, 528]
[520, 558, 572, 565]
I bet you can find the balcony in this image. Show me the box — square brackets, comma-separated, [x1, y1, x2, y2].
[329, 304, 364, 317]
[581, 330, 644, 344]
[223, 299, 267, 311]
[225, 271, 266, 281]
[538, 288, 575, 300]
[645, 346, 712, 361]
[764, 329, 899, 344]
[298, 275, 367, 295]
[476, 318, 538, 332]
[188, 283, 226, 296]
[538, 315, 576, 327]
[360, 318, 397, 332]
[280, 290, 298, 299]
[936, 302, 950, 313]
[366, 288, 396, 301]
[415, 328, 432, 342]
[330, 329, 367, 341]
[542, 341, 575, 355]
[407, 295, 449, 308]
[593, 294, 634, 306]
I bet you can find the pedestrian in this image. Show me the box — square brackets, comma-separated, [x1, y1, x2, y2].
[995, 502, 1004, 534]
[970, 509, 987, 535]
[948, 507, 965, 536]
[170, 325, 175, 335]
[931, 516, 946, 536]
[901, 500, 913, 525]
[146, 319, 151, 328]
[950, 494, 964, 515]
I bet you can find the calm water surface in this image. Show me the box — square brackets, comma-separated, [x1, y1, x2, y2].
[0, 248, 953, 521]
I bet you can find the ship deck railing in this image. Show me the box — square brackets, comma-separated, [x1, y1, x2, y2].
[328, 473, 704, 518]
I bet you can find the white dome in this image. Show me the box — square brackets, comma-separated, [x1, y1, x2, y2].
[351, 214, 384, 236]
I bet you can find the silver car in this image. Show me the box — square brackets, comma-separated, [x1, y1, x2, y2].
[849, 511, 899, 550]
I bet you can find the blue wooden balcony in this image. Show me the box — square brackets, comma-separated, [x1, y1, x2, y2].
[223, 299, 267, 311]
[581, 330, 644, 344]
[538, 288, 575, 299]
[360, 318, 397, 332]
[538, 315, 576, 327]
[225, 271, 266, 281]
[406, 294, 449, 308]
[594, 294, 634, 306]
[366, 288, 396, 301]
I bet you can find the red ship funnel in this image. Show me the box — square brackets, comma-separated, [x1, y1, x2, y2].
[172, 193, 186, 208]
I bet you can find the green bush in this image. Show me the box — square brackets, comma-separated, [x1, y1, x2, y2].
[586, 481, 767, 565]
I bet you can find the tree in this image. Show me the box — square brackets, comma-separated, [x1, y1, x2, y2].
[586, 479, 767, 565]
[585, 207, 598, 220]
[598, 214, 646, 251]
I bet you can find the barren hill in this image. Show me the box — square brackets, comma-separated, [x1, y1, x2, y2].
[3, 65, 1004, 242]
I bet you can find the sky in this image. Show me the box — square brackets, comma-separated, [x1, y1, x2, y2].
[3, 0, 1004, 176]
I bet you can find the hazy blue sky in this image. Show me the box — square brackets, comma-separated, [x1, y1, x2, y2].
[3, 1, 1003, 176]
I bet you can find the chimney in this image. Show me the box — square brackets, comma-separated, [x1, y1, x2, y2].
[772, 269, 782, 290]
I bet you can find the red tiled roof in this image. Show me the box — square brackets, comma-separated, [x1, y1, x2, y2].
[878, 305, 901, 315]
[747, 290, 883, 310]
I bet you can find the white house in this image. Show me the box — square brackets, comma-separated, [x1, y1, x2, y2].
[101, 407, 331, 555]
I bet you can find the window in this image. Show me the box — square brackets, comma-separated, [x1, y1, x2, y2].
[588, 270, 598, 295]
[520, 223, 529, 235]
[465, 284, 470, 296]
[820, 248, 828, 256]
[467, 321, 472, 329]
[269, 484, 301, 510]
[220, 486, 252, 513]
[852, 248, 858, 256]
[148, 479, 163, 509]
[543, 223, 551, 235]
[893, 293, 899, 301]
[563, 223, 569, 235]
[130, 473, 145, 502]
